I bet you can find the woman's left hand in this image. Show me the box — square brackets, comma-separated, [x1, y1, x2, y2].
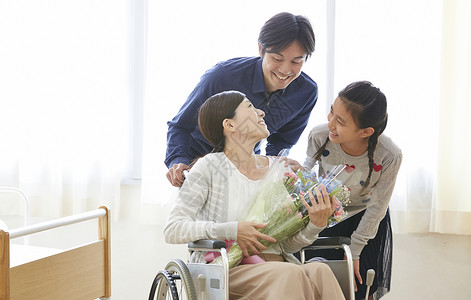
[300, 184, 337, 228]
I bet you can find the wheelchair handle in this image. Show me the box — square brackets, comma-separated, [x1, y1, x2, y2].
[365, 269, 375, 298]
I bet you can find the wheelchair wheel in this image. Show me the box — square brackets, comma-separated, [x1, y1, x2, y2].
[149, 258, 197, 300]
[164, 259, 197, 300]
[149, 270, 179, 300]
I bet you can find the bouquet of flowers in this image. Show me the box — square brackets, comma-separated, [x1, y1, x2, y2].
[211, 157, 351, 269]
[284, 164, 351, 228]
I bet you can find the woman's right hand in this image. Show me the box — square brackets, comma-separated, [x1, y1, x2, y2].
[237, 221, 277, 257]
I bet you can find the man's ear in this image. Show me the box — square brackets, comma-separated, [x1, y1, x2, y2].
[258, 42, 263, 57]
[360, 127, 375, 138]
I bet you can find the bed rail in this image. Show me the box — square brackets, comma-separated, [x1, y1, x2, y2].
[9, 207, 106, 239]
[0, 187, 31, 244]
[0, 206, 111, 300]
[0, 188, 30, 227]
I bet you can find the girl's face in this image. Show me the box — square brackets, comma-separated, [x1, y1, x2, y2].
[327, 97, 370, 153]
[231, 98, 269, 141]
[259, 40, 306, 93]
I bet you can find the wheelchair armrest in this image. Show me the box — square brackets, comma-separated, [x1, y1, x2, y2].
[309, 236, 351, 247]
[300, 237, 353, 266]
[188, 239, 226, 250]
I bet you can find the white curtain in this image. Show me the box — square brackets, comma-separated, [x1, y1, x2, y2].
[434, 0, 471, 234]
[309, 0, 471, 234]
[331, 0, 443, 233]
[331, 0, 471, 235]
[0, 0, 130, 218]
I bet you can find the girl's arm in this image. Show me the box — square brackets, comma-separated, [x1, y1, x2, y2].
[349, 152, 403, 259]
[303, 124, 329, 170]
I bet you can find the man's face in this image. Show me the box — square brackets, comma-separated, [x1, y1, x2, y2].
[259, 40, 307, 94]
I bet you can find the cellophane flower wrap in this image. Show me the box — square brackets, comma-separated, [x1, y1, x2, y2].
[211, 154, 351, 269]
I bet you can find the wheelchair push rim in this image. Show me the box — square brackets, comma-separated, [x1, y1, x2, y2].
[149, 258, 197, 300]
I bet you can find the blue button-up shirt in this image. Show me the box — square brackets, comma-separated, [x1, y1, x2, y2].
[165, 56, 318, 168]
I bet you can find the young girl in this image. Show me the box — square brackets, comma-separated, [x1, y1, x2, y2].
[302, 81, 402, 300]
[164, 90, 345, 300]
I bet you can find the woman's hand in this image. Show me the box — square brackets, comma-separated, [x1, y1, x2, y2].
[237, 221, 277, 257]
[300, 184, 337, 228]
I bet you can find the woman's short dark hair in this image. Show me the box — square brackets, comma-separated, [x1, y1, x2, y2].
[258, 12, 315, 59]
[198, 91, 246, 152]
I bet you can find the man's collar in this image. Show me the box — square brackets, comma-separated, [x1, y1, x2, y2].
[253, 58, 266, 94]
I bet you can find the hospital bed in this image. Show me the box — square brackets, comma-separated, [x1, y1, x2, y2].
[0, 198, 111, 300]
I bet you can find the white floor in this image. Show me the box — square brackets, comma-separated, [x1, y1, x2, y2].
[5, 184, 471, 299]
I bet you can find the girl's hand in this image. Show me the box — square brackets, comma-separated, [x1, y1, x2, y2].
[344, 256, 362, 292]
[353, 258, 362, 292]
[237, 221, 277, 257]
[279, 157, 305, 172]
[300, 184, 337, 228]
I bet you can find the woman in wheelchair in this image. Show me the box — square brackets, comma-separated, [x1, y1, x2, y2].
[164, 90, 345, 299]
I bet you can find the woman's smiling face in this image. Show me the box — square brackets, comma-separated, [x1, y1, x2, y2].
[231, 98, 269, 141]
[259, 40, 306, 93]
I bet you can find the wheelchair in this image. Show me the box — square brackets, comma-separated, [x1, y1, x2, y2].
[149, 237, 368, 300]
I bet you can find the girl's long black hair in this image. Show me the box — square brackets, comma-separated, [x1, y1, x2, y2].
[314, 81, 388, 189]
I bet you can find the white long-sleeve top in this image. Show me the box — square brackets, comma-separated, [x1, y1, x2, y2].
[304, 124, 402, 259]
[164, 152, 325, 264]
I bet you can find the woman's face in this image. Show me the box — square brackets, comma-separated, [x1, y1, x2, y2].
[259, 40, 306, 93]
[327, 97, 364, 146]
[231, 98, 269, 142]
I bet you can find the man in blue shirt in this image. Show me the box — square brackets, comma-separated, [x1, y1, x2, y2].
[166, 12, 318, 186]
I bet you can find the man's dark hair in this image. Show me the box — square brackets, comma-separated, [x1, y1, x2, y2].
[258, 12, 315, 60]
